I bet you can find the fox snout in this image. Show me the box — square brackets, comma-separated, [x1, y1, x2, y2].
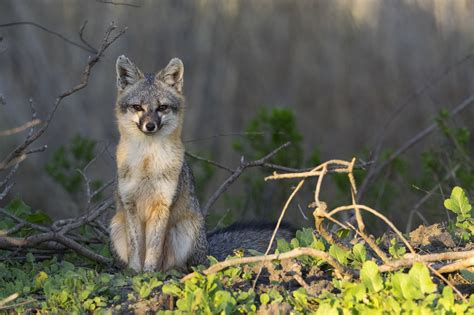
[139, 113, 161, 134]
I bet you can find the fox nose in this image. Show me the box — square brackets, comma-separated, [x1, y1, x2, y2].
[145, 122, 157, 132]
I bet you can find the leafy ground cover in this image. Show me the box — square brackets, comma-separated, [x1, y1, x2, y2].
[0, 187, 473, 314]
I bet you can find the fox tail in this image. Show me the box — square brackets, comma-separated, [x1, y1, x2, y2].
[207, 222, 295, 261]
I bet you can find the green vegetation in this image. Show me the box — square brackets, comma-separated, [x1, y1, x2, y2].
[444, 186, 474, 241]
[45, 134, 102, 196]
[0, 202, 472, 313]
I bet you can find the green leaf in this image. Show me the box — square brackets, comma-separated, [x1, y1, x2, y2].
[260, 293, 270, 305]
[139, 286, 152, 299]
[460, 269, 474, 282]
[162, 283, 182, 296]
[316, 303, 338, 315]
[391, 273, 421, 300]
[360, 261, 383, 293]
[329, 245, 349, 265]
[277, 239, 291, 253]
[408, 263, 436, 295]
[351, 243, 367, 262]
[444, 186, 472, 217]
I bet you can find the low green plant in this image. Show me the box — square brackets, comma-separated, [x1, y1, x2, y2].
[0, 198, 51, 238]
[444, 186, 474, 241]
[45, 134, 102, 196]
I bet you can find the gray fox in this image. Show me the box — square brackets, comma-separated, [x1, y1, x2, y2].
[110, 56, 293, 273]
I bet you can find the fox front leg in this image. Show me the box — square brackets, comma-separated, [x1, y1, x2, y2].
[143, 210, 169, 272]
[125, 210, 145, 272]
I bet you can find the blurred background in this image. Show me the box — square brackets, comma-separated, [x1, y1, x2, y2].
[1, 0, 474, 233]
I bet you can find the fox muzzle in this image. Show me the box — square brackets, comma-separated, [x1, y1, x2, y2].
[139, 114, 161, 134]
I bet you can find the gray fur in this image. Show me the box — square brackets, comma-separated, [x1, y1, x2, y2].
[116, 55, 143, 90]
[117, 79, 181, 114]
[207, 223, 295, 261]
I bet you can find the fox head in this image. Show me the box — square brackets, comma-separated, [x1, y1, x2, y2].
[115, 55, 185, 138]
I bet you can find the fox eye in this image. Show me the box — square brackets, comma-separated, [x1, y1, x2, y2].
[131, 104, 143, 111]
[157, 105, 169, 112]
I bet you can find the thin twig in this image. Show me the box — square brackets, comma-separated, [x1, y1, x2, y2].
[327, 204, 416, 254]
[96, 0, 141, 7]
[357, 48, 474, 202]
[186, 152, 233, 173]
[202, 142, 291, 215]
[0, 21, 97, 53]
[0, 23, 126, 171]
[0, 24, 124, 264]
[358, 94, 474, 202]
[0, 119, 41, 137]
[427, 264, 467, 302]
[78, 20, 97, 52]
[253, 179, 306, 288]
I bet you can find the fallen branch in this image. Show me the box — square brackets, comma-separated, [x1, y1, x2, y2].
[378, 250, 474, 273]
[0, 198, 114, 264]
[435, 256, 474, 274]
[0, 233, 111, 264]
[182, 247, 351, 282]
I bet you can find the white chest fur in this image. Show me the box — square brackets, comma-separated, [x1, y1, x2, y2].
[117, 136, 184, 213]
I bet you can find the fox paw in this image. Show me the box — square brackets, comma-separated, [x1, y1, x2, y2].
[143, 263, 158, 273]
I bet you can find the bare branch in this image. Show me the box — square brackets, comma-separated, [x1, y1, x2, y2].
[0, 119, 41, 137]
[0, 21, 97, 53]
[436, 256, 474, 274]
[0, 24, 124, 264]
[0, 207, 50, 232]
[0, 163, 18, 188]
[0, 233, 111, 264]
[202, 142, 291, 215]
[357, 50, 474, 202]
[378, 250, 474, 272]
[78, 20, 97, 53]
[186, 151, 233, 173]
[0, 184, 13, 201]
[374, 95, 474, 183]
[96, 0, 141, 7]
[182, 247, 352, 282]
[0, 23, 126, 171]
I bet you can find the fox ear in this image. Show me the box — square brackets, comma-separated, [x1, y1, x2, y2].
[116, 55, 143, 90]
[158, 58, 184, 93]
